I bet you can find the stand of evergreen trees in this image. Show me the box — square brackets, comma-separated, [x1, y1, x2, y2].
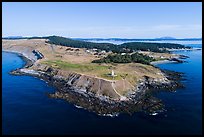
[46, 36, 190, 53]
[92, 52, 156, 65]
[47, 36, 117, 52]
[3, 35, 191, 53]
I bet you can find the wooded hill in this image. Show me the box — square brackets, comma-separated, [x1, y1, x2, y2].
[47, 36, 190, 53]
[92, 52, 155, 65]
[3, 35, 191, 53]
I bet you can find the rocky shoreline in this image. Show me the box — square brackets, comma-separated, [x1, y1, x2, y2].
[4, 48, 185, 116]
[9, 60, 184, 116]
[3, 50, 35, 68]
[150, 54, 189, 65]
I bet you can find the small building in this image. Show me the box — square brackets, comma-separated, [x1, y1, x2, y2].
[101, 50, 106, 54]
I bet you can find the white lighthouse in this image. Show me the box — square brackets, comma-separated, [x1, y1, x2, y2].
[111, 70, 117, 77]
[111, 70, 114, 76]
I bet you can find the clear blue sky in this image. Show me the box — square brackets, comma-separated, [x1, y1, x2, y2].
[2, 2, 202, 38]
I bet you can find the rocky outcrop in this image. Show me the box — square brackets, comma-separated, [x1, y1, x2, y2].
[32, 50, 44, 59]
[10, 62, 184, 115]
[31, 64, 128, 100]
[169, 58, 184, 63]
[2, 46, 44, 64]
[3, 39, 185, 116]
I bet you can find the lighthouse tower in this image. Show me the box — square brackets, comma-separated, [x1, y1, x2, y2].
[111, 70, 114, 76]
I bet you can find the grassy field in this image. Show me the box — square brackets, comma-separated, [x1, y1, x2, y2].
[3, 39, 167, 95]
[41, 59, 163, 83]
[42, 60, 125, 80]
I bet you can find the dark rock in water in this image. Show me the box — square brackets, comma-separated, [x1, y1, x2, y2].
[47, 89, 165, 115]
[9, 69, 22, 75]
[169, 58, 184, 63]
[179, 55, 189, 59]
[44, 69, 183, 115]
[160, 69, 185, 91]
[8, 62, 185, 116]
[161, 69, 184, 81]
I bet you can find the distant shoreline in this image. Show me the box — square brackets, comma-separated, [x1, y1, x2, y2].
[150, 60, 177, 65]
[167, 47, 202, 52]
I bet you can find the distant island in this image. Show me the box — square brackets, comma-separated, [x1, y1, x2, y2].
[155, 36, 177, 40]
[3, 36, 202, 41]
[3, 36, 194, 116]
[73, 37, 202, 41]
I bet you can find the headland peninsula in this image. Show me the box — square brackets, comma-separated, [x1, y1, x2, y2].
[2, 36, 191, 116]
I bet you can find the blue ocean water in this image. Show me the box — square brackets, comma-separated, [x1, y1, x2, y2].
[2, 44, 202, 135]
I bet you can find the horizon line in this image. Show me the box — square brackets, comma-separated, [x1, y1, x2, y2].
[2, 35, 202, 40]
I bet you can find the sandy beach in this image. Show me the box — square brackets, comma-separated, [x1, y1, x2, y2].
[150, 60, 178, 65]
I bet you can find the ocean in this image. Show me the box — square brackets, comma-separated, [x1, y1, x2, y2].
[2, 43, 202, 135]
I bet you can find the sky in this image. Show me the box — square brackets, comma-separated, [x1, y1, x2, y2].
[2, 2, 202, 38]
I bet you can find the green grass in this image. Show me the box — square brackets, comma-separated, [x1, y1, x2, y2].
[41, 60, 152, 83]
[42, 60, 108, 71]
[41, 60, 126, 80]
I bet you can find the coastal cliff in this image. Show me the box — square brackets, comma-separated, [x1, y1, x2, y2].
[10, 62, 183, 115]
[3, 39, 184, 115]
